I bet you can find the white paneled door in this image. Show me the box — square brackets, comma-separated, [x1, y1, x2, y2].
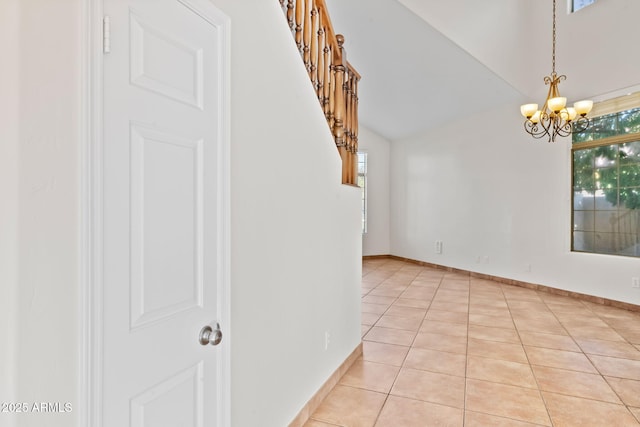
[102, 0, 228, 425]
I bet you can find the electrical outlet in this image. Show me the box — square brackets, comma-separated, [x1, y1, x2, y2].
[435, 240, 443, 254]
[632, 277, 640, 288]
[324, 331, 331, 350]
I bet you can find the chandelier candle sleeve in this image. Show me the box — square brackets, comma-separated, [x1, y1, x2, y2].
[548, 97, 566, 113]
[561, 107, 577, 121]
[530, 111, 541, 124]
[574, 100, 593, 116]
[519, 0, 593, 142]
[521, 104, 538, 119]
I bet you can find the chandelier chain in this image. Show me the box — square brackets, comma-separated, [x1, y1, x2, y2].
[552, 0, 556, 75]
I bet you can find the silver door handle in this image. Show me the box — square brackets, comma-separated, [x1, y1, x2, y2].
[199, 322, 222, 346]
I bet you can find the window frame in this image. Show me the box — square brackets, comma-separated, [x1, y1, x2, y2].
[571, 92, 640, 257]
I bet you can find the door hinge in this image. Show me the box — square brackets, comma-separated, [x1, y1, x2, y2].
[103, 15, 111, 54]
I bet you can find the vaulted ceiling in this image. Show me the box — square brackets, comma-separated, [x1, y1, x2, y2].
[324, 0, 640, 141]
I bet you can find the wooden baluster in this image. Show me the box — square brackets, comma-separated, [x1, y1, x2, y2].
[328, 50, 336, 130]
[317, 23, 325, 102]
[323, 40, 332, 120]
[279, 0, 361, 184]
[295, 0, 304, 52]
[351, 75, 359, 184]
[287, 0, 295, 31]
[332, 34, 348, 183]
[347, 73, 357, 184]
[344, 73, 352, 184]
[310, 5, 319, 89]
[344, 73, 351, 184]
[303, 0, 312, 71]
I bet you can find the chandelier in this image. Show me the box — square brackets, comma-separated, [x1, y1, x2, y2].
[520, 0, 593, 142]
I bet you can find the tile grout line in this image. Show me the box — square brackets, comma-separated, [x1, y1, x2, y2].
[358, 258, 640, 427]
[373, 261, 424, 426]
[500, 282, 555, 426]
[366, 258, 451, 426]
[462, 273, 470, 426]
[365, 258, 415, 426]
[568, 299, 640, 418]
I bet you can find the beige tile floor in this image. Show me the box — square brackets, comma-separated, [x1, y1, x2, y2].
[305, 258, 640, 426]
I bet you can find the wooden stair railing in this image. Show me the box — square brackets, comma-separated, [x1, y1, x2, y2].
[279, 0, 361, 185]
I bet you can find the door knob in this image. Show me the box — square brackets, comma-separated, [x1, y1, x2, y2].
[199, 322, 222, 346]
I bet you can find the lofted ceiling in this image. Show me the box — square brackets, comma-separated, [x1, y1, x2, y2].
[323, 0, 525, 141]
[323, 0, 640, 142]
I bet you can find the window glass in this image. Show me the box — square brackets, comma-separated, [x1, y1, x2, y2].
[358, 152, 368, 234]
[572, 97, 640, 257]
[573, 108, 640, 143]
[571, 0, 596, 13]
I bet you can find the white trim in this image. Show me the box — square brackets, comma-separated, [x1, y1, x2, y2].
[80, 0, 231, 425]
[80, 0, 105, 426]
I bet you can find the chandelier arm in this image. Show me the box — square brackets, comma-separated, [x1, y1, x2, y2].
[524, 122, 548, 140]
[572, 116, 591, 133]
[541, 112, 556, 142]
[555, 120, 572, 138]
[524, 110, 558, 141]
[524, 120, 540, 136]
[524, 121, 541, 138]
[540, 112, 552, 133]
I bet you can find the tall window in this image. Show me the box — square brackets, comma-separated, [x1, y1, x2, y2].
[358, 152, 368, 234]
[572, 93, 640, 257]
[570, 0, 596, 13]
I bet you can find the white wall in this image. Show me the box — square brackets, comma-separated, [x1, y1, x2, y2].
[358, 126, 391, 256]
[10, 1, 82, 426]
[210, 1, 362, 424]
[389, 0, 640, 307]
[391, 104, 640, 306]
[0, 0, 20, 424]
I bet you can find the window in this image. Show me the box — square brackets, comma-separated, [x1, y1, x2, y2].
[358, 152, 368, 234]
[570, 0, 596, 13]
[572, 93, 640, 257]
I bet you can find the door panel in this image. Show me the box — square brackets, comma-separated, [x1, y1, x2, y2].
[129, 123, 204, 329]
[129, 11, 205, 109]
[102, 1, 227, 425]
[130, 362, 204, 427]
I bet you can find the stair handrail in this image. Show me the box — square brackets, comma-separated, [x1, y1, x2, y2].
[280, 0, 361, 185]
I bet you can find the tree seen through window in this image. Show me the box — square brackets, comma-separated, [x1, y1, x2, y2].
[572, 104, 640, 256]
